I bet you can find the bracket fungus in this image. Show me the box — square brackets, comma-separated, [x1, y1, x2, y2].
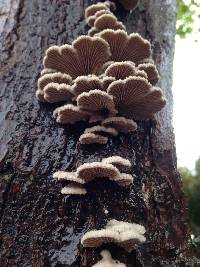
[79, 133, 109, 145]
[99, 29, 151, 65]
[94, 14, 126, 32]
[92, 250, 126, 267]
[101, 117, 137, 133]
[85, 2, 116, 19]
[61, 183, 87, 195]
[105, 61, 136, 80]
[81, 219, 146, 252]
[101, 156, 131, 172]
[53, 171, 85, 184]
[43, 36, 111, 79]
[137, 63, 160, 85]
[53, 104, 90, 124]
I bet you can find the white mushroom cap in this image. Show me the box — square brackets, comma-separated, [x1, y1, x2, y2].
[53, 171, 85, 184]
[79, 133, 109, 145]
[101, 156, 131, 172]
[61, 183, 87, 195]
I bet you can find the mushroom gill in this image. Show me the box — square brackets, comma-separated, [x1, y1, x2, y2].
[137, 62, 160, 85]
[79, 133, 109, 145]
[105, 61, 136, 79]
[101, 116, 137, 133]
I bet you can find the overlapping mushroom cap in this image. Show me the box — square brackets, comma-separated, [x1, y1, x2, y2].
[81, 219, 146, 251]
[43, 36, 111, 79]
[107, 76, 166, 120]
[92, 250, 126, 267]
[101, 156, 131, 172]
[99, 30, 151, 65]
[101, 117, 137, 133]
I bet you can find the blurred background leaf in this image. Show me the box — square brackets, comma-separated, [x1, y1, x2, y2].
[177, 0, 200, 38]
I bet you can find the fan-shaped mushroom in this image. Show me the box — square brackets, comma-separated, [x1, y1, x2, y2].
[101, 156, 131, 172]
[84, 125, 118, 136]
[94, 14, 126, 32]
[43, 36, 111, 79]
[101, 116, 137, 133]
[107, 76, 166, 120]
[79, 133, 109, 145]
[99, 29, 151, 65]
[105, 61, 136, 79]
[53, 104, 90, 124]
[61, 183, 87, 195]
[137, 63, 160, 85]
[81, 219, 146, 252]
[53, 171, 85, 184]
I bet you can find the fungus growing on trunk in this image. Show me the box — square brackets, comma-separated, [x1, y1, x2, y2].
[79, 133, 109, 145]
[137, 63, 160, 85]
[77, 90, 117, 116]
[94, 14, 126, 32]
[53, 104, 90, 124]
[99, 29, 151, 65]
[87, 10, 112, 27]
[43, 83, 74, 103]
[92, 250, 126, 267]
[53, 171, 85, 184]
[101, 117, 137, 133]
[76, 162, 121, 183]
[81, 219, 146, 251]
[115, 173, 134, 187]
[105, 61, 136, 79]
[43, 36, 111, 79]
[85, 2, 115, 19]
[107, 76, 166, 119]
[61, 183, 87, 195]
[115, 0, 139, 11]
[84, 125, 118, 136]
[101, 156, 131, 172]
[72, 75, 103, 96]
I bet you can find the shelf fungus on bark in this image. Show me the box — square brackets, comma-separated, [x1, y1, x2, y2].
[115, 0, 139, 11]
[99, 29, 151, 65]
[61, 183, 87, 195]
[53, 104, 90, 124]
[53, 171, 85, 184]
[105, 61, 136, 79]
[36, 72, 73, 102]
[101, 156, 131, 172]
[94, 14, 126, 32]
[87, 10, 113, 27]
[79, 133, 109, 145]
[101, 117, 137, 133]
[77, 90, 117, 116]
[43, 35, 111, 79]
[85, 2, 116, 20]
[84, 125, 118, 136]
[81, 219, 146, 252]
[107, 76, 166, 120]
[92, 250, 126, 267]
[137, 63, 160, 85]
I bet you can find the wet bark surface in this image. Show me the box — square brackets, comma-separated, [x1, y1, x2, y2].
[0, 0, 199, 266]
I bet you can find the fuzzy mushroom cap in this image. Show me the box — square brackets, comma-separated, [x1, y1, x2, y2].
[92, 250, 126, 267]
[76, 162, 121, 183]
[105, 61, 136, 79]
[101, 116, 137, 133]
[107, 76, 166, 120]
[94, 14, 126, 31]
[61, 183, 87, 195]
[88, 27, 100, 37]
[137, 63, 160, 85]
[77, 90, 117, 115]
[43, 36, 111, 79]
[72, 75, 103, 96]
[84, 125, 118, 136]
[79, 133, 109, 145]
[85, 3, 110, 18]
[81, 219, 146, 251]
[43, 83, 74, 103]
[102, 76, 116, 89]
[115, 173, 134, 187]
[116, 0, 139, 10]
[101, 156, 131, 172]
[134, 69, 148, 79]
[53, 104, 90, 124]
[99, 29, 151, 65]
[41, 68, 57, 75]
[53, 171, 85, 184]
[87, 10, 113, 27]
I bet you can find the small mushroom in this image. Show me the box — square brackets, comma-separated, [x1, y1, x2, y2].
[87, 10, 113, 27]
[105, 61, 136, 79]
[43, 35, 111, 79]
[101, 156, 131, 172]
[53, 104, 90, 124]
[92, 250, 126, 267]
[99, 29, 151, 65]
[116, 0, 139, 11]
[81, 219, 146, 252]
[137, 63, 160, 85]
[61, 183, 87, 195]
[134, 69, 148, 79]
[72, 75, 103, 96]
[77, 90, 117, 115]
[76, 162, 121, 183]
[101, 116, 137, 133]
[85, 3, 110, 18]
[84, 125, 118, 136]
[115, 173, 134, 187]
[53, 171, 85, 184]
[43, 83, 74, 103]
[94, 14, 126, 32]
[79, 133, 109, 145]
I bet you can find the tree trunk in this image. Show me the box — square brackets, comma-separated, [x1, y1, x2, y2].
[0, 0, 198, 266]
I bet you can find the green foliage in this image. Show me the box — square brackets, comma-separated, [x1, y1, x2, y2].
[179, 157, 200, 256]
[177, 0, 200, 38]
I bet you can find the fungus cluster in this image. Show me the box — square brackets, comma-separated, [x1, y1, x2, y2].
[36, 1, 166, 145]
[53, 156, 134, 195]
[92, 250, 126, 267]
[81, 219, 146, 252]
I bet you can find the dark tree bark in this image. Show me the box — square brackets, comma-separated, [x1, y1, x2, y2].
[0, 0, 199, 266]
